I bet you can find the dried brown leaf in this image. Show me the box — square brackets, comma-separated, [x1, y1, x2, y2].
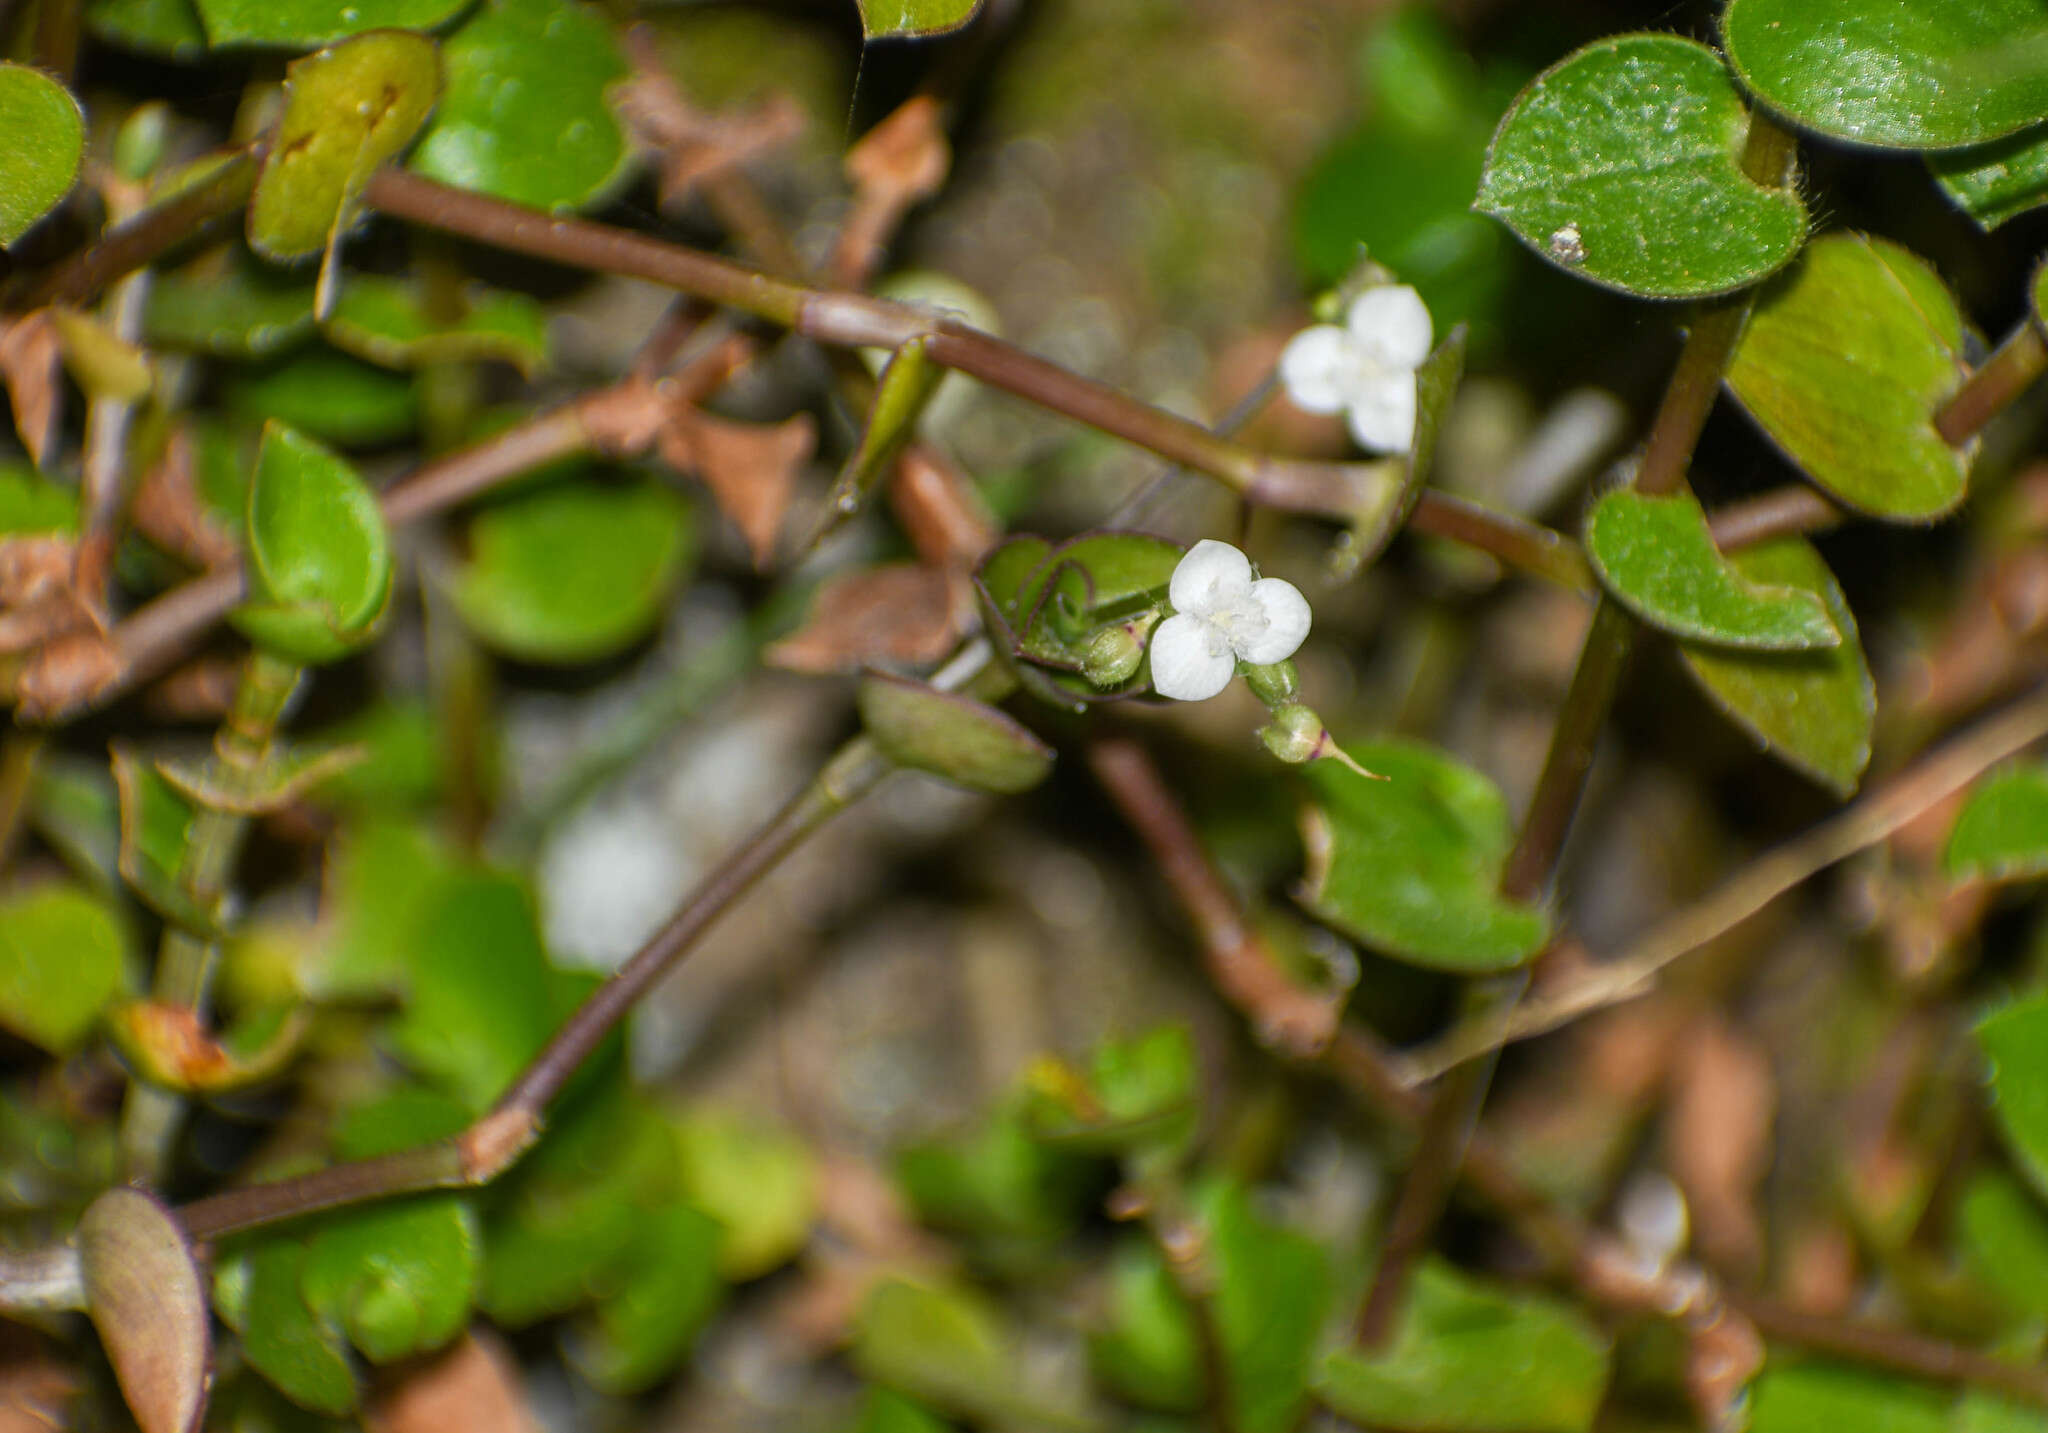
[77, 1187, 211, 1433]
[0, 535, 74, 611]
[889, 444, 996, 569]
[617, 26, 804, 210]
[765, 562, 972, 673]
[833, 96, 951, 286]
[14, 625, 122, 722]
[660, 406, 815, 570]
[0, 311, 62, 470]
[1666, 1014, 1773, 1281]
[367, 1331, 537, 1433]
[132, 428, 238, 571]
[576, 375, 670, 459]
[0, 1326, 78, 1433]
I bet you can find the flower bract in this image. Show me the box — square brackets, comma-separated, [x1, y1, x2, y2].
[1278, 284, 1433, 454]
[1150, 539, 1311, 702]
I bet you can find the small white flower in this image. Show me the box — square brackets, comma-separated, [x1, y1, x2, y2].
[1278, 284, 1433, 454]
[1150, 539, 1312, 702]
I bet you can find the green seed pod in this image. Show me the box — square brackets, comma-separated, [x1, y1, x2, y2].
[1243, 659, 1301, 707]
[1260, 703, 1324, 764]
[1083, 625, 1145, 687]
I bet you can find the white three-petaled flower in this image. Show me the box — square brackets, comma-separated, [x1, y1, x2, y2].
[1277, 285, 1433, 455]
[1150, 539, 1312, 702]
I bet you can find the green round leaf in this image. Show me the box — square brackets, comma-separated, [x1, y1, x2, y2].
[1722, 0, 2048, 150]
[248, 31, 443, 262]
[85, 0, 208, 60]
[1584, 489, 1838, 649]
[225, 348, 421, 446]
[301, 1196, 479, 1364]
[0, 64, 86, 248]
[1298, 738, 1549, 972]
[235, 1240, 358, 1416]
[1957, 1170, 2048, 1322]
[1197, 1179, 1331, 1433]
[0, 883, 129, 1054]
[1677, 537, 1874, 797]
[1316, 1259, 1610, 1433]
[194, 0, 471, 48]
[1979, 993, 2048, 1200]
[144, 249, 317, 357]
[322, 274, 549, 374]
[1748, 1364, 1948, 1433]
[1725, 233, 1971, 521]
[447, 477, 694, 664]
[1475, 35, 1806, 300]
[383, 871, 557, 1111]
[1946, 763, 2048, 882]
[565, 1201, 724, 1395]
[856, 0, 983, 40]
[672, 1107, 818, 1280]
[857, 672, 1055, 796]
[1932, 125, 2048, 230]
[409, 0, 631, 211]
[231, 421, 394, 664]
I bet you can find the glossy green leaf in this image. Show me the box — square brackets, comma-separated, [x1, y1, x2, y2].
[858, 673, 1056, 796]
[313, 815, 463, 997]
[248, 32, 441, 261]
[0, 463, 80, 534]
[1725, 233, 1971, 521]
[1979, 993, 2048, 1199]
[301, 1196, 478, 1364]
[896, 1105, 1095, 1251]
[1957, 1170, 2048, 1322]
[1932, 126, 2048, 230]
[672, 1106, 818, 1279]
[1299, 738, 1548, 971]
[855, 0, 983, 40]
[323, 275, 549, 374]
[479, 1081, 662, 1327]
[1677, 538, 1874, 797]
[410, 0, 630, 211]
[1747, 1363, 1948, 1433]
[307, 698, 443, 810]
[85, 0, 208, 60]
[1946, 764, 2048, 882]
[384, 870, 557, 1111]
[80, 1187, 212, 1433]
[566, 1201, 724, 1394]
[1089, 1238, 1202, 1414]
[226, 350, 420, 446]
[0, 883, 128, 1054]
[1475, 35, 1804, 300]
[1584, 489, 1838, 649]
[237, 1240, 357, 1416]
[112, 748, 217, 934]
[196, 0, 469, 48]
[1021, 1024, 1198, 1156]
[1316, 1259, 1609, 1433]
[231, 421, 394, 665]
[1200, 1179, 1332, 1433]
[448, 477, 693, 664]
[144, 251, 316, 357]
[1722, 0, 2048, 150]
[1293, 8, 1515, 330]
[0, 65, 85, 248]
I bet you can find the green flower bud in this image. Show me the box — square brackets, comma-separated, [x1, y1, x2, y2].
[1083, 625, 1145, 687]
[1243, 659, 1300, 708]
[1259, 704, 1324, 764]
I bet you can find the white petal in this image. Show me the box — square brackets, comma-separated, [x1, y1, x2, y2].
[1149, 612, 1237, 702]
[1237, 577, 1312, 664]
[1346, 285, 1433, 371]
[1345, 371, 1419, 454]
[1169, 538, 1254, 617]
[1276, 325, 1358, 415]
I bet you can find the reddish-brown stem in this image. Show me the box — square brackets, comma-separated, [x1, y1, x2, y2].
[1936, 320, 2048, 447]
[1408, 490, 1596, 592]
[182, 1143, 469, 1241]
[4, 146, 263, 313]
[1708, 484, 1842, 551]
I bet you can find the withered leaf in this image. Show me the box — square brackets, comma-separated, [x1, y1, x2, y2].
[766, 561, 972, 673]
[617, 26, 804, 210]
[659, 406, 815, 570]
[0, 310, 62, 469]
